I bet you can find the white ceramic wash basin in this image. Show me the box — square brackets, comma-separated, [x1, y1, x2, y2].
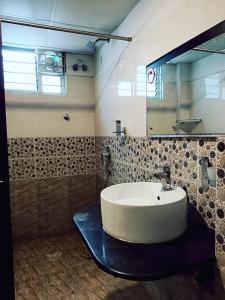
[101, 182, 187, 244]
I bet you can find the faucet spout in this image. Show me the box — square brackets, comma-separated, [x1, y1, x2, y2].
[153, 165, 174, 191]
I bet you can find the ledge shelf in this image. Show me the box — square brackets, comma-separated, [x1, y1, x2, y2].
[73, 203, 215, 281]
[176, 119, 202, 124]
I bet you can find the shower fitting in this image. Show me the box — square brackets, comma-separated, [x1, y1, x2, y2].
[87, 38, 110, 53]
[72, 59, 88, 72]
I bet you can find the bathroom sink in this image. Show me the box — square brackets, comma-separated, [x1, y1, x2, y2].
[101, 182, 187, 244]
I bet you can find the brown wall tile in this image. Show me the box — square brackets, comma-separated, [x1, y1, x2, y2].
[10, 175, 96, 241]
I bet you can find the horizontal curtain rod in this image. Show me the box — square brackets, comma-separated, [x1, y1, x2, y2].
[193, 47, 225, 55]
[0, 18, 132, 42]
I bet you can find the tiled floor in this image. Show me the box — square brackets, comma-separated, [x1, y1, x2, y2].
[14, 233, 224, 300]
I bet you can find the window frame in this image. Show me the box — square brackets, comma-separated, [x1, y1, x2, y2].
[37, 73, 66, 95]
[2, 46, 66, 96]
[3, 47, 37, 93]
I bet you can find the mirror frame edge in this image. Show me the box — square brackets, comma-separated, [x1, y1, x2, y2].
[146, 20, 225, 138]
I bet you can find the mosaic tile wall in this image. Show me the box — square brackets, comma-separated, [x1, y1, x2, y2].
[8, 136, 96, 180]
[95, 136, 225, 271]
[8, 135, 225, 274]
[8, 136, 96, 240]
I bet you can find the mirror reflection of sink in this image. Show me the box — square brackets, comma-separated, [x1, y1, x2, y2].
[101, 182, 187, 244]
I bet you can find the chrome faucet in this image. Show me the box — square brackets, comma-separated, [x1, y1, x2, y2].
[153, 165, 174, 191]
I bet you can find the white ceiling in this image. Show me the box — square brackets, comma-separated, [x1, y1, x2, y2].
[0, 0, 140, 54]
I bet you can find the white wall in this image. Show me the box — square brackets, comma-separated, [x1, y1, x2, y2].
[94, 0, 225, 137]
[6, 53, 95, 137]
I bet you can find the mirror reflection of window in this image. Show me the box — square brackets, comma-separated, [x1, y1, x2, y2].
[118, 81, 132, 96]
[136, 65, 146, 96]
[146, 67, 162, 100]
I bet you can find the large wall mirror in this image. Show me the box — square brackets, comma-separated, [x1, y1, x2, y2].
[146, 21, 225, 136]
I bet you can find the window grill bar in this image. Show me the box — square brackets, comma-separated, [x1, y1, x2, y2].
[3, 60, 35, 65]
[4, 82, 37, 85]
[5, 81, 62, 88]
[3, 71, 36, 75]
[3, 46, 66, 95]
[38, 84, 63, 87]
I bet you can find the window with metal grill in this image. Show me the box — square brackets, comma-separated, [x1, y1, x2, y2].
[146, 67, 163, 100]
[2, 47, 66, 95]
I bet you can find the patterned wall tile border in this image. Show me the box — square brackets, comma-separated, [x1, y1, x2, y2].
[95, 136, 225, 258]
[8, 137, 96, 181]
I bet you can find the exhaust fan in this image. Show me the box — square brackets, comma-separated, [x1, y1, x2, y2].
[37, 50, 64, 74]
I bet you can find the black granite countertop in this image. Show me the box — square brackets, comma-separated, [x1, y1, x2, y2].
[73, 203, 215, 281]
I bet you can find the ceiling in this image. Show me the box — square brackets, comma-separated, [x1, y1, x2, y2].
[0, 0, 140, 54]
